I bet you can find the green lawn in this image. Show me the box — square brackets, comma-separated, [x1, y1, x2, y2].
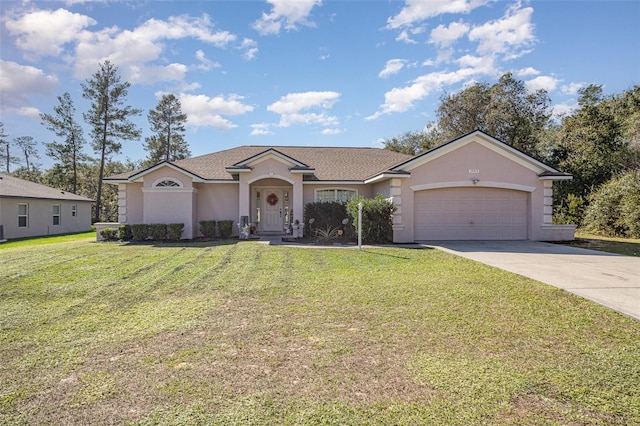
[1, 238, 638, 425]
[567, 232, 640, 257]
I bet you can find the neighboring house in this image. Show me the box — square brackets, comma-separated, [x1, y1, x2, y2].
[104, 130, 576, 242]
[0, 174, 93, 240]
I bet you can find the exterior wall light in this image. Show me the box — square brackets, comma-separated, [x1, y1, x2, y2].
[472, 178, 479, 185]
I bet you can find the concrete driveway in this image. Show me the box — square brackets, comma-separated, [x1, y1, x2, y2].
[423, 241, 640, 321]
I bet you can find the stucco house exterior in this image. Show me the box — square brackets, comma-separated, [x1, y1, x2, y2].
[104, 130, 576, 242]
[0, 173, 93, 240]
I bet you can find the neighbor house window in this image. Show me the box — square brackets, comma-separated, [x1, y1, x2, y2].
[71, 205, 77, 217]
[315, 189, 357, 203]
[18, 203, 28, 227]
[52, 205, 61, 226]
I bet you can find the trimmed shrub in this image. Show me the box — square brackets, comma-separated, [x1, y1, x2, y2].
[100, 227, 119, 241]
[304, 201, 351, 238]
[148, 224, 167, 241]
[131, 224, 149, 242]
[217, 220, 234, 239]
[167, 223, 184, 241]
[347, 195, 396, 243]
[199, 220, 217, 238]
[118, 224, 133, 241]
[583, 171, 640, 238]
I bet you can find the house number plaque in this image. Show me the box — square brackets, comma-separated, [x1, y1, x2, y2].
[468, 168, 480, 174]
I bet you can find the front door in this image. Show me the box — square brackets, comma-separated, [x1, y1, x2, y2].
[262, 189, 283, 232]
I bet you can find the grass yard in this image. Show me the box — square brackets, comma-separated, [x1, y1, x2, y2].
[1, 238, 639, 425]
[567, 232, 640, 257]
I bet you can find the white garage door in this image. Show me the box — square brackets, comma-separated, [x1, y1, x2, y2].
[414, 187, 528, 240]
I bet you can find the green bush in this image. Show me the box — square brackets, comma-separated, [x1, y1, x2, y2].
[553, 193, 585, 226]
[304, 201, 351, 238]
[167, 223, 184, 241]
[217, 220, 234, 239]
[199, 220, 217, 238]
[148, 224, 167, 241]
[118, 224, 132, 241]
[131, 224, 149, 242]
[100, 227, 119, 241]
[583, 171, 640, 237]
[346, 195, 396, 243]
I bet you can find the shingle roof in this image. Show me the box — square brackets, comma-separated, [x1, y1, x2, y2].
[106, 146, 414, 182]
[0, 174, 94, 202]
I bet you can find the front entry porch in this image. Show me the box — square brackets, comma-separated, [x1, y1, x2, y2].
[242, 177, 303, 237]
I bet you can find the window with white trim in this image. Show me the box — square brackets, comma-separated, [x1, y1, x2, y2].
[52, 205, 61, 226]
[18, 203, 28, 227]
[71, 204, 77, 217]
[315, 189, 357, 203]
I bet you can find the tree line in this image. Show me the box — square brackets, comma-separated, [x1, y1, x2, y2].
[2, 66, 638, 236]
[382, 73, 640, 237]
[0, 61, 190, 223]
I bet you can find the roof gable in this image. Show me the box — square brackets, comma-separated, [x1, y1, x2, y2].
[0, 174, 93, 202]
[233, 148, 310, 168]
[392, 130, 566, 176]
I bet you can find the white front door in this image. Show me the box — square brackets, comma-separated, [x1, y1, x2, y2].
[262, 189, 283, 232]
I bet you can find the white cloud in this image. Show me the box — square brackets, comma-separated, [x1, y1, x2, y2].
[321, 128, 342, 135]
[4, 8, 96, 58]
[387, 0, 490, 29]
[456, 54, 497, 74]
[268, 91, 340, 115]
[179, 93, 254, 131]
[194, 50, 221, 71]
[0, 60, 58, 111]
[562, 82, 585, 95]
[552, 102, 577, 117]
[515, 67, 540, 77]
[367, 68, 479, 120]
[429, 21, 470, 48]
[253, 0, 322, 35]
[267, 91, 340, 129]
[73, 14, 236, 81]
[239, 38, 259, 60]
[379, 59, 407, 78]
[250, 123, 274, 136]
[396, 29, 417, 44]
[525, 75, 559, 92]
[468, 4, 536, 58]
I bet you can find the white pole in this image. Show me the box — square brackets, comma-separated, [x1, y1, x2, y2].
[358, 201, 363, 251]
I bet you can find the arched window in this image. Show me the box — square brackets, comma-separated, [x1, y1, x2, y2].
[152, 177, 183, 188]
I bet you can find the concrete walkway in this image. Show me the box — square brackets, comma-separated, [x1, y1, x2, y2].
[424, 241, 640, 321]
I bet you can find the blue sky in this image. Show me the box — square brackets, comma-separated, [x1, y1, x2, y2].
[1, 0, 639, 169]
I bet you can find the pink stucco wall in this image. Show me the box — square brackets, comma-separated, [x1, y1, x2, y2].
[392, 139, 555, 242]
[195, 182, 239, 234]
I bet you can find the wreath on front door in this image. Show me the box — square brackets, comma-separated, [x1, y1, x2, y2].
[267, 193, 279, 206]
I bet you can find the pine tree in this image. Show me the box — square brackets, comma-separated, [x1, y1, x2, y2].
[41, 92, 88, 193]
[144, 93, 189, 166]
[82, 61, 141, 222]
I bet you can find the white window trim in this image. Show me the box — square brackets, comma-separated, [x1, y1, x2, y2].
[71, 204, 77, 217]
[18, 203, 28, 228]
[52, 204, 61, 226]
[314, 188, 358, 203]
[152, 177, 183, 188]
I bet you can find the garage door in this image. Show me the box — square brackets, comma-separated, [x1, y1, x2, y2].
[414, 187, 528, 240]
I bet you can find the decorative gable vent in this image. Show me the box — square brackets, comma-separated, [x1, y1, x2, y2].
[153, 178, 183, 188]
